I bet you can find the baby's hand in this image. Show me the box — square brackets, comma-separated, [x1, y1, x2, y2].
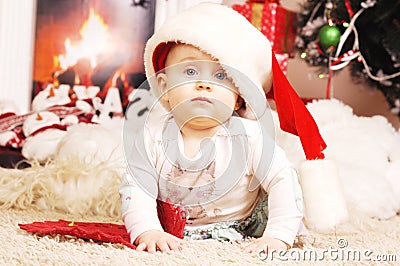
[135, 230, 184, 253]
[243, 236, 289, 254]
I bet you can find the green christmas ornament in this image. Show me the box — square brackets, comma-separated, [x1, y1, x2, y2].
[318, 25, 341, 48]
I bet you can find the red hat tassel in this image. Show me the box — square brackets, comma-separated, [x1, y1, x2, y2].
[271, 52, 326, 160]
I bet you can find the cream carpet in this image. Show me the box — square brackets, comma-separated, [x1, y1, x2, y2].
[1, 208, 399, 266]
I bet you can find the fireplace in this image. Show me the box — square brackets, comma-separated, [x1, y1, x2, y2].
[1, 0, 242, 113]
[32, 0, 155, 108]
[0, 0, 242, 113]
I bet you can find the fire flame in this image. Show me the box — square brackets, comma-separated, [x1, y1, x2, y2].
[57, 8, 110, 71]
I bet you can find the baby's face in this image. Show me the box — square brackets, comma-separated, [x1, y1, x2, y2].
[157, 44, 241, 129]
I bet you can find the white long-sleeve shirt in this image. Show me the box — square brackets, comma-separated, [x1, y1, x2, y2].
[120, 115, 303, 246]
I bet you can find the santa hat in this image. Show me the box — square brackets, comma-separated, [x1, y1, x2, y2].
[144, 3, 326, 160]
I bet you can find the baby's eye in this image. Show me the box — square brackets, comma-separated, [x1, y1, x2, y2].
[215, 71, 227, 80]
[185, 68, 198, 76]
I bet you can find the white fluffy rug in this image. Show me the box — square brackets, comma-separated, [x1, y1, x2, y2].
[2, 208, 399, 265]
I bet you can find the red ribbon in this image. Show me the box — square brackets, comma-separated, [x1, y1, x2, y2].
[331, 50, 356, 66]
[344, 0, 354, 18]
[326, 68, 333, 99]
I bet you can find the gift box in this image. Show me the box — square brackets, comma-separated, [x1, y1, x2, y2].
[274, 53, 289, 75]
[232, 1, 297, 55]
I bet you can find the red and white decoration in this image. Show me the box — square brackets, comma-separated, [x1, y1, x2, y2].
[0, 83, 124, 164]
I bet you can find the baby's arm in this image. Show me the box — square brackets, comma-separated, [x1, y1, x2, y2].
[120, 173, 184, 253]
[244, 166, 302, 253]
[121, 129, 183, 253]
[244, 127, 302, 253]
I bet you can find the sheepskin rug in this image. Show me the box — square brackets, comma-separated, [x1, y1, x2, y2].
[1, 209, 399, 265]
[0, 123, 125, 219]
[274, 99, 400, 221]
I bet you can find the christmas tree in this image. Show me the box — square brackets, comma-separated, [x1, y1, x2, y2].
[296, 0, 400, 116]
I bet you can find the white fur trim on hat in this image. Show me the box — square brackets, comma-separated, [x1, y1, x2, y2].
[298, 159, 349, 232]
[144, 3, 273, 119]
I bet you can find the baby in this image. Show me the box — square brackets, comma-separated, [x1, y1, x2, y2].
[120, 3, 315, 254]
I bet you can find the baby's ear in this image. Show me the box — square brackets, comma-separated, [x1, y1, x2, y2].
[156, 73, 167, 91]
[156, 73, 169, 101]
[234, 95, 244, 111]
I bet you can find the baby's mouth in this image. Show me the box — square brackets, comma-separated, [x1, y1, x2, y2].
[191, 97, 212, 103]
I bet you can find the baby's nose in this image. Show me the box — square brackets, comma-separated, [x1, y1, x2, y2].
[195, 82, 212, 91]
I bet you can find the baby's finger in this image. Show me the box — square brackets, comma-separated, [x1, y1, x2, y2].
[147, 242, 157, 254]
[167, 239, 183, 252]
[157, 241, 171, 253]
[136, 242, 147, 252]
[242, 243, 254, 253]
[243, 243, 263, 254]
